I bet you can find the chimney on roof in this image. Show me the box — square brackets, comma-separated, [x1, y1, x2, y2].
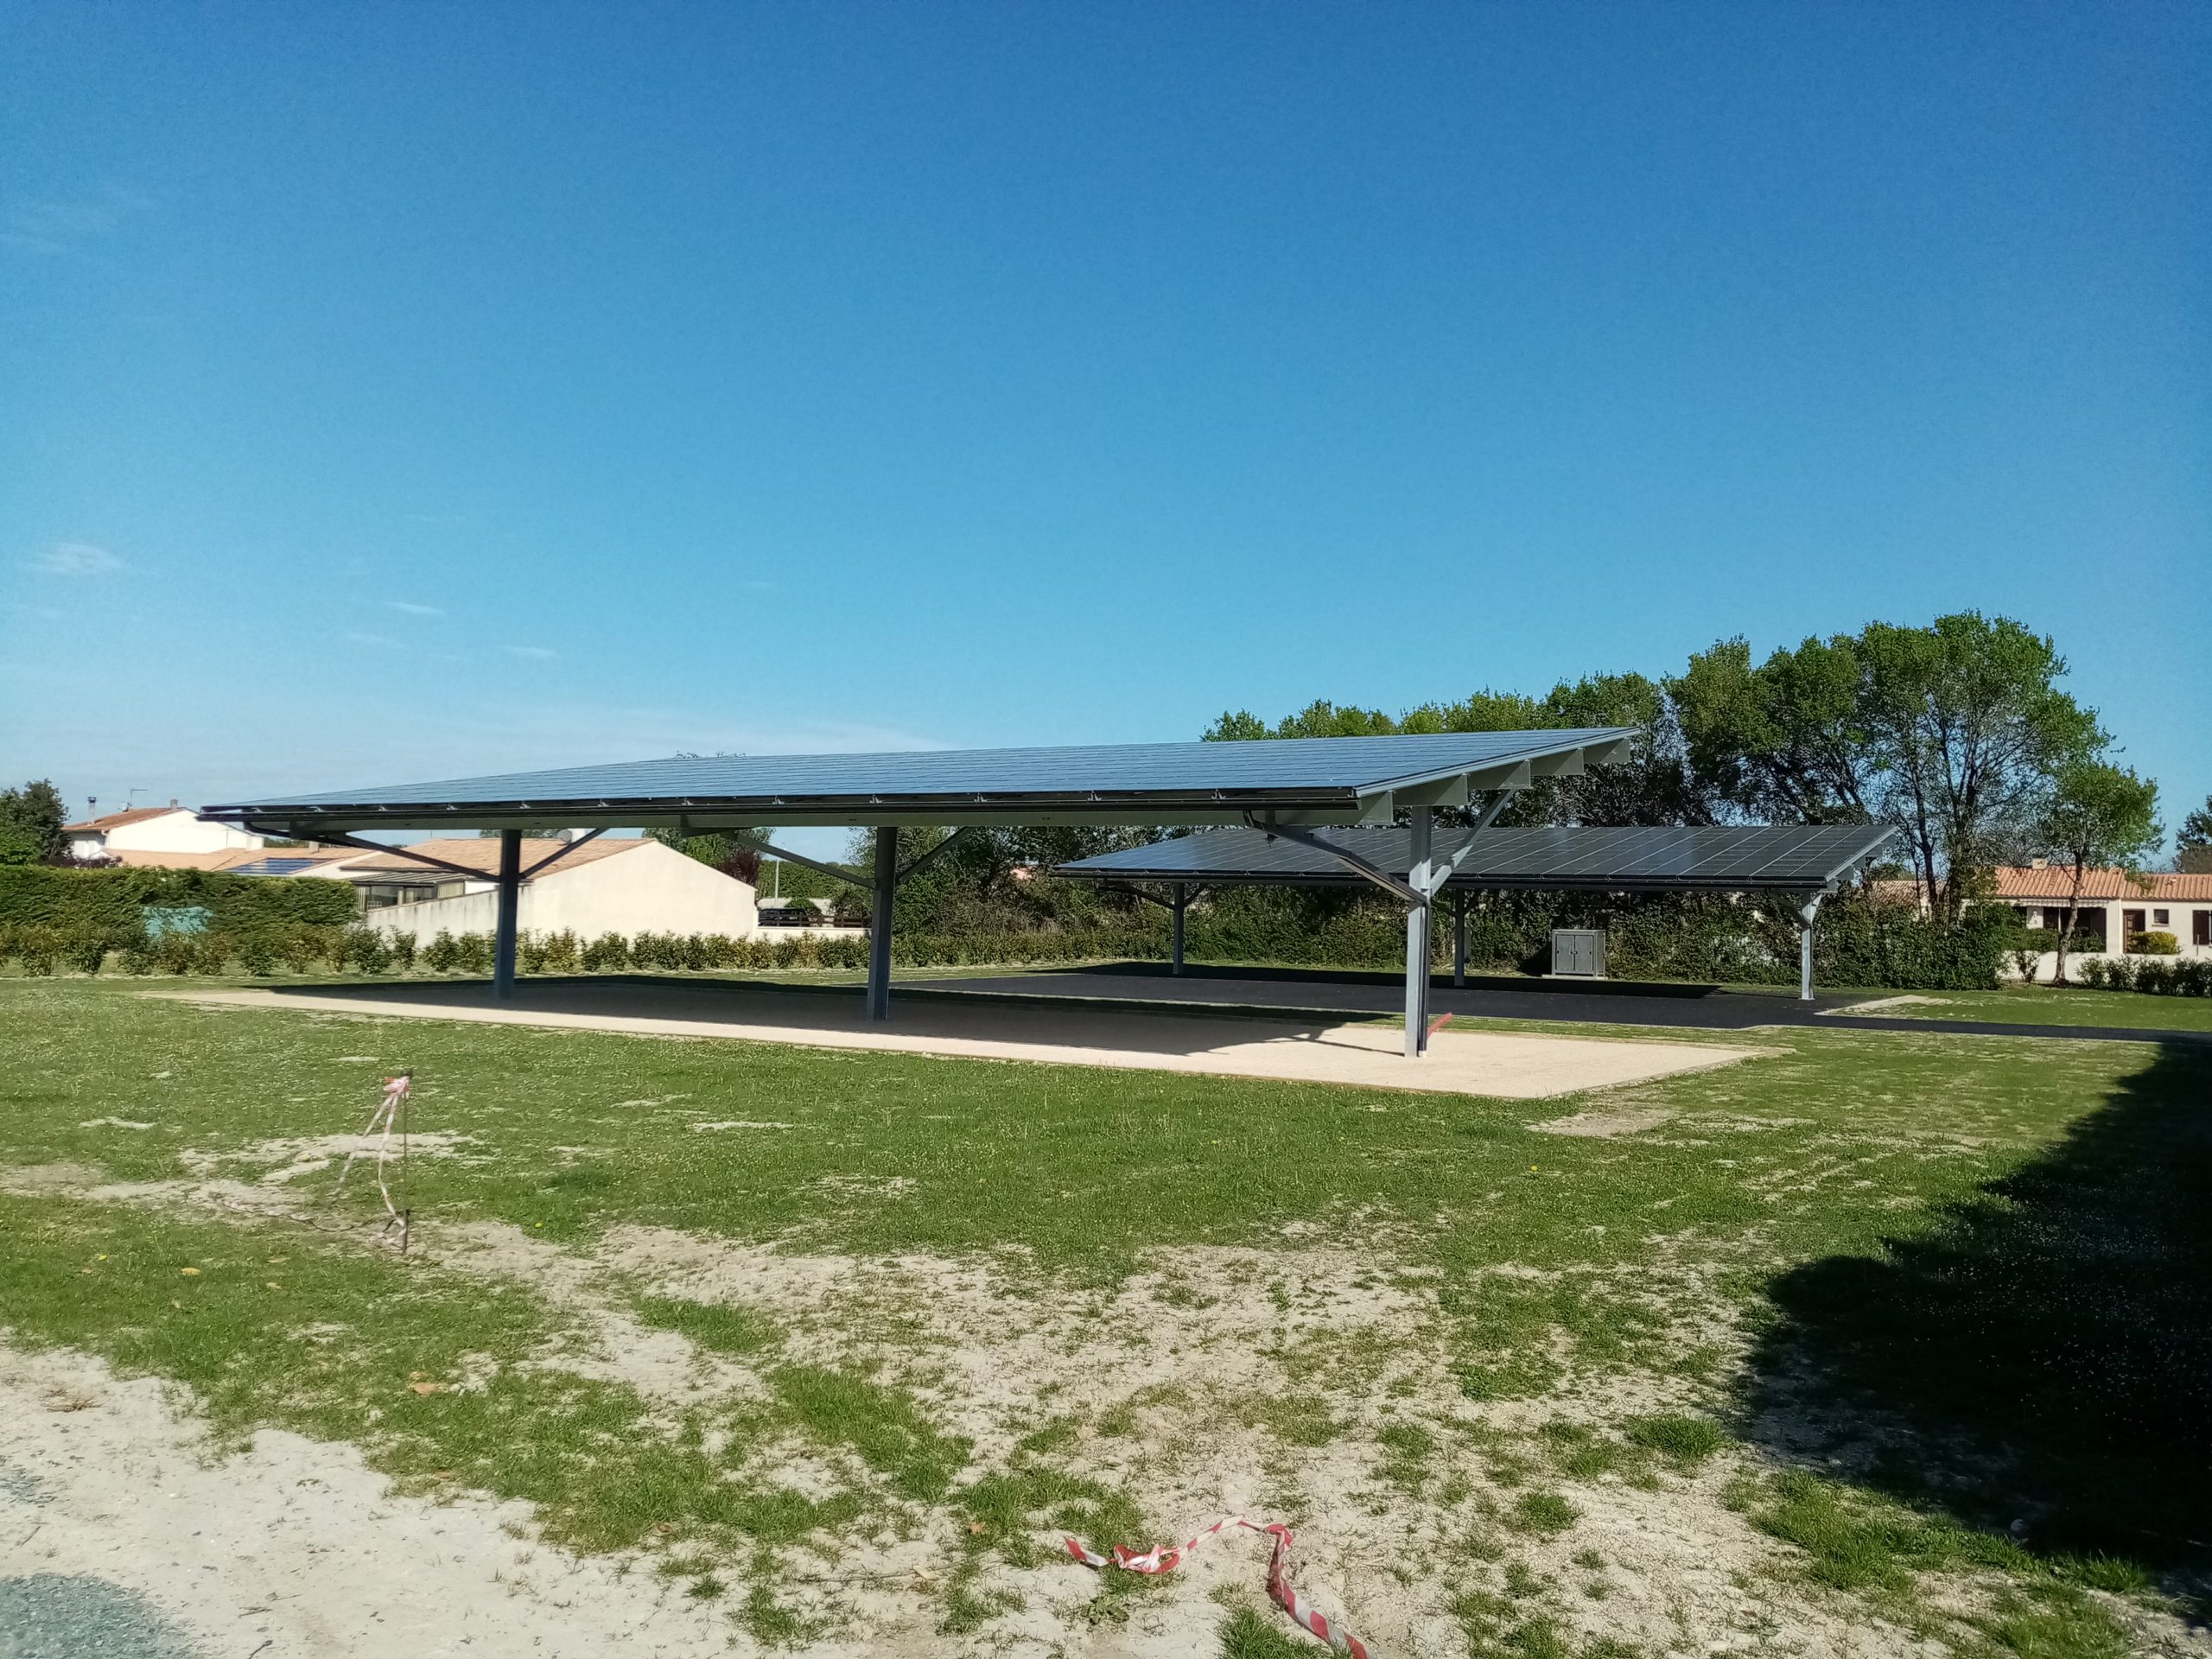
[169, 798, 179, 809]
[2030, 856, 2047, 870]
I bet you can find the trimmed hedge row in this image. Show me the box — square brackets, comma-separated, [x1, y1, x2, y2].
[0, 865, 358, 931]
[2075, 956, 2212, 996]
[0, 897, 2022, 993]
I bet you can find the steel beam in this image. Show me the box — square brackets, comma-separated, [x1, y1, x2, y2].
[898, 825, 976, 883]
[1797, 893, 1823, 1001]
[519, 827, 607, 879]
[1405, 806, 1433, 1058]
[867, 828, 897, 1021]
[1244, 815, 1423, 906]
[493, 829, 521, 1001]
[755, 840, 872, 890]
[1171, 882, 1186, 976]
[1454, 889, 1468, 988]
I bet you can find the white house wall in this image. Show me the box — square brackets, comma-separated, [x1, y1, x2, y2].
[366, 842, 760, 944]
[78, 811, 263, 857]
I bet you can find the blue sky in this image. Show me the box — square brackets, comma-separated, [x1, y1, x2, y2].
[3, 3, 2206, 855]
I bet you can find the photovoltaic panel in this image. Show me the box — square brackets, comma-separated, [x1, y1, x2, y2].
[204, 729, 1636, 833]
[1057, 823, 1897, 893]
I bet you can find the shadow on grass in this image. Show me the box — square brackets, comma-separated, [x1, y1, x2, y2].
[1743, 1040, 2212, 1578]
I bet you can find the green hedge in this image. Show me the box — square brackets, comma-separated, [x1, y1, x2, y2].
[0, 866, 358, 931]
[2075, 957, 2212, 996]
[0, 894, 2018, 994]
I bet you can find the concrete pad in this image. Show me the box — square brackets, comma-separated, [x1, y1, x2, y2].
[172, 980, 1760, 1100]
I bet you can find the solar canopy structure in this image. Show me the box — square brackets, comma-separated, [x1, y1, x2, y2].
[203, 728, 1636, 1050]
[1058, 822, 1898, 1021]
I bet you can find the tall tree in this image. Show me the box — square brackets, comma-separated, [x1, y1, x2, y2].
[1670, 634, 1876, 825]
[2037, 761, 2161, 984]
[2178, 795, 2212, 874]
[0, 779, 68, 867]
[1856, 614, 2102, 919]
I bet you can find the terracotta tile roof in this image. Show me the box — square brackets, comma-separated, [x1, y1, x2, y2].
[342, 837, 645, 878]
[1989, 866, 2212, 902]
[64, 805, 188, 833]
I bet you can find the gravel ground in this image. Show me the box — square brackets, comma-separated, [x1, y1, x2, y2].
[0, 1574, 204, 1659]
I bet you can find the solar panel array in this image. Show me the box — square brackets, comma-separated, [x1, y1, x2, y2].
[1058, 823, 1897, 893]
[224, 856, 327, 877]
[206, 730, 1634, 825]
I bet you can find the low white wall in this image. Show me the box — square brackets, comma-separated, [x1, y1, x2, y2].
[99, 812, 262, 855]
[368, 841, 759, 944]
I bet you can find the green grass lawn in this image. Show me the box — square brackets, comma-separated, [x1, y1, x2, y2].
[2, 976, 2205, 1656]
[1828, 984, 2212, 1032]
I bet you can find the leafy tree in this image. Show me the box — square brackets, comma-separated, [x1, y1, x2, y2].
[0, 779, 68, 867]
[1671, 633, 1877, 824]
[2037, 761, 2161, 984]
[1856, 614, 2102, 920]
[1205, 701, 1399, 740]
[1675, 618, 2102, 918]
[2178, 795, 2212, 874]
[1211, 677, 1707, 828]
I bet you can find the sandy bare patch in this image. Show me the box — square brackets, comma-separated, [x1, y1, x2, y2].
[1531, 1107, 1675, 1137]
[176, 984, 1763, 1100]
[1823, 995, 1945, 1015]
[178, 1130, 479, 1185]
[0, 1345, 830, 1659]
[76, 1116, 155, 1131]
[692, 1120, 795, 1132]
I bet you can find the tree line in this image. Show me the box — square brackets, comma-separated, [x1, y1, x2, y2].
[1208, 611, 2173, 931]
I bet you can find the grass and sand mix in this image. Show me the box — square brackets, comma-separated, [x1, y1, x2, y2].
[1, 976, 2206, 1656]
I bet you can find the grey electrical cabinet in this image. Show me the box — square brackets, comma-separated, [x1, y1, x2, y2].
[1550, 928, 1606, 978]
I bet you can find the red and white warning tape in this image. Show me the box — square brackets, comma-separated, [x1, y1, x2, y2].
[1063, 1516, 1371, 1658]
[335, 1072, 413, 1235]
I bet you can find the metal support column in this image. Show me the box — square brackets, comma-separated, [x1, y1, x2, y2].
[493, 829, 521, 1001]
[1404, 806, 1433, 1058]
[867, 828, 898, 1021]
[1453, 890, 1468, 988]
[1797, 894, 1823, 1001]
[1170, 882, 1187, 976]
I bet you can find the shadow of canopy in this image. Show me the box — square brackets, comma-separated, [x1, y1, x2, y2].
[1743, 1039, 2212, 1569]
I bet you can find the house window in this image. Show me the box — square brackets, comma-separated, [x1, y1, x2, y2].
[2041, 906, 2065, 931]
[2152, 908, 2170, 927]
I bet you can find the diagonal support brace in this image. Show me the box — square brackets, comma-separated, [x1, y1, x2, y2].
[1420, 791, 1512, 897]
[755, 840, 874, 890]
[1243, 814, 1422, 905]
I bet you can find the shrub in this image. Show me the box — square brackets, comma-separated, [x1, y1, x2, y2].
[582, 932, 631, 970]
[2103, 957, 2137, 991]
[62, 929, 114, 975]
[423, 931, 461, 974]
[14, 923, 63, 975]
[387, 932, 417, 973]
[281, 926, 330, 973]
[2129, 930, 2179, 956]
[118, 934, 159, 976]
[454, 931, 493, 976]
[2074, 957, 2108, 988]
[157, 931, 201, 976]
[237, 932, 279, 976]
